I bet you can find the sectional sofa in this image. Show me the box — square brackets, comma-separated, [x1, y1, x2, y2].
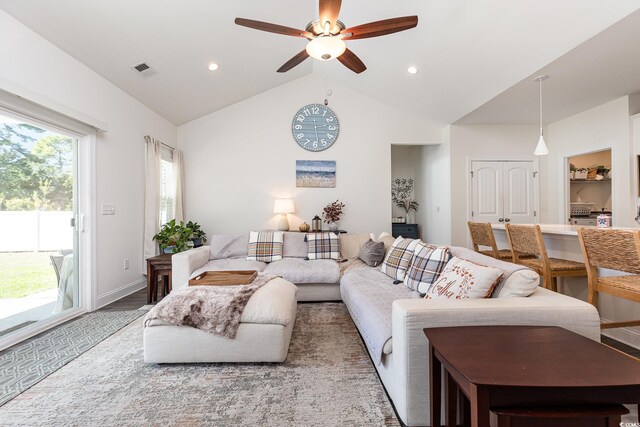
[168, 231, 601, 427]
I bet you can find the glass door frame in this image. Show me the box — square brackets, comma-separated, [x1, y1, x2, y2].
[0, 112, 96, 351]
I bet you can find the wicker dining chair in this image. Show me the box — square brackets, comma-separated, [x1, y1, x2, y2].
[505, 224, 587, 291]
[578, 227, 640, 329]
[467, 221, 514, 260]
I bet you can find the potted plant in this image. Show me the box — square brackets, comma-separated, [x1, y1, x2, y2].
[322, 200, 346, 231]
[392, 178, 419, 223]
[153, 219, 193, 254]
[185, 221, 207, 248]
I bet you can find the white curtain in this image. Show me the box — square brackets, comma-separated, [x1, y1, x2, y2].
[143, 136, 161, 266]
[173, 149, 185, 222]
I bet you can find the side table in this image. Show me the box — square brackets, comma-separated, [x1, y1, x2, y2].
[424, 325, 640, 427]
[146, 253, 173, 304]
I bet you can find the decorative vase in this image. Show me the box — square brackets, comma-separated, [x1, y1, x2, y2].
[192, 238, 203, 248]
[328, 222, 339, 232]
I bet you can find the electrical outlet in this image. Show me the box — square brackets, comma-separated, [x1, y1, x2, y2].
[123, 258, 130, 270]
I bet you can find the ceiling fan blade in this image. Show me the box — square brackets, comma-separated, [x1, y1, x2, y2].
[277, 50, 310, 73]
[337, 48, 366, 74]
[235, 18, 313, 38]
[342, 16, 418, 40]
[319, 0, 342, 32]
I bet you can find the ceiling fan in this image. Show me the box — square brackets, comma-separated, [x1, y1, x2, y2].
[235, 0, 418, 74]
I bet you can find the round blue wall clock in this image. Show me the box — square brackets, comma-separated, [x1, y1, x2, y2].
[291, 104, 339, 152]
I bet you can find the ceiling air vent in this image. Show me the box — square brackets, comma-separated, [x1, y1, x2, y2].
[132, 62, 156, 76]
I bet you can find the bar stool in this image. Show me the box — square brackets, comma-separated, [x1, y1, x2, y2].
[505, 224, 587, 292]
[578, 227, 640, 329]
[467, 221, 514, 260]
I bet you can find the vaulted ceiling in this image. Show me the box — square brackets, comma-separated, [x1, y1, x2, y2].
[1, 1, 639, 126]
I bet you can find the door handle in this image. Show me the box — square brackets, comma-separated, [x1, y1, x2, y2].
[498, 218, 504, 222]
[505, 218, 511, 223]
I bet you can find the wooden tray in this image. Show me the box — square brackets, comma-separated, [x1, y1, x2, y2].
[188, 270, 258, 286]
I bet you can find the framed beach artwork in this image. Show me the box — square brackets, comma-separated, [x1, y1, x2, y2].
[296, 160, 336, 188]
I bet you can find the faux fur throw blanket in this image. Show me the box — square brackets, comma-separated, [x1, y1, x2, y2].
[144, 273, 277, 339]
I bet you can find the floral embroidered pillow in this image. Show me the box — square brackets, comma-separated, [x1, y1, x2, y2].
[423, 257, 503, 300]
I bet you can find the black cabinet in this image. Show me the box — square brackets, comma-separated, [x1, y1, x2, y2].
[392, 224, 420, 239]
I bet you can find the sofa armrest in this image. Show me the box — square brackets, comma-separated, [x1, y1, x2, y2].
[172, 246, 209, 290]
[389, 288, 601, 426]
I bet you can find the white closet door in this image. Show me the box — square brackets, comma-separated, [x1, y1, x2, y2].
[471, 161, 503, 224]
[503, 162, 536, 224]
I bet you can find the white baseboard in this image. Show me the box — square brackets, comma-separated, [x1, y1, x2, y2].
[96, 278, 146, 309]
[601, 317, 640, 350]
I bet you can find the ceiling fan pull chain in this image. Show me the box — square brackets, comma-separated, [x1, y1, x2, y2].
[323, 62, 329, 106]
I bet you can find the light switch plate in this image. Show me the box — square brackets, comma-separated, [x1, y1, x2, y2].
[102, 204, 116, 215]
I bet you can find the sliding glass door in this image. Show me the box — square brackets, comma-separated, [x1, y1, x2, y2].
[0, 114, 79, 338]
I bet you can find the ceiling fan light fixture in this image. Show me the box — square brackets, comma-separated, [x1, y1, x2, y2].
[306, 36, 346, 61]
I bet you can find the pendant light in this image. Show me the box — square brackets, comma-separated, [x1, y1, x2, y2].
[534, 75, 549, 156]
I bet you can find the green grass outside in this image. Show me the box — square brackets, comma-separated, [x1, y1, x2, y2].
[0, 252, 58, 299]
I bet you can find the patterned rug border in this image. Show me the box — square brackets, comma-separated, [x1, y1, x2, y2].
[0, 309, 147, 407]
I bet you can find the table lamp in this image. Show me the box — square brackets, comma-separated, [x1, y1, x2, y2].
[274, 199, 295, 231]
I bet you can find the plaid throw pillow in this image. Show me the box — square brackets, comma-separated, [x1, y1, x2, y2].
[246, 231, 284, 262]
[306, 232, 340, 260]
[380, 236, 419, 280]
[403, 242, 451, 294]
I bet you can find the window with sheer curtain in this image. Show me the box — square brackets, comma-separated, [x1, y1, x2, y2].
[159, 146, 174, 226]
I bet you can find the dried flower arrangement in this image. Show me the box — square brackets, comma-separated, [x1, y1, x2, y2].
[392, 178, 419, 214]
[322, 200, 346, 223]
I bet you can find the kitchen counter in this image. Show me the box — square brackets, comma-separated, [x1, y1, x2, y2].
[491, 223, 637, 236]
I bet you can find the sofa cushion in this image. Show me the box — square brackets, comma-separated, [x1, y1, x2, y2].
[340, 266, 420, 364]
[247, 231, 284, 262]
[264, 258, 340, 284]
[283, 232, 308, 258]
[403, 242, 451, 294]
[190, 259, 268, 280]
[208, 233, 249, 260]
[339, 233, 374, 260]
[306, 232, 340, 260]
[423, 257, 503, 300]
[147, 277, 297, 327]
[380, 236, 419, 280]
[359, 239, 386, 267]
[448, 246, 540, 297]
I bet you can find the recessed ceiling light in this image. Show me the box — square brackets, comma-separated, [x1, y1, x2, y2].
[407, 66, 419, 75]
[208, 63, 219, 71]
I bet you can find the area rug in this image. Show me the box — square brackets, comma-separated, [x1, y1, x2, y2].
[0, 310, 147, 407]
[0, 303, 400, 426]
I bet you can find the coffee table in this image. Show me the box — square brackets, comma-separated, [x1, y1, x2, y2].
[424, 326, 640, 427]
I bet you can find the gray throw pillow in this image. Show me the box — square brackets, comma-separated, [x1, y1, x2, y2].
[359, 239, 385, 267]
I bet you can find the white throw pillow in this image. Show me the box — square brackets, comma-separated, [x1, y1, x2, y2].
[380, 236, 419, 281]
[423, 257, 503, 300]
[492, 269, 540, 298]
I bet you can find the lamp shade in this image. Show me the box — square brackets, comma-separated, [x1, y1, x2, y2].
[306, 37, 346, 61]
[534, 135, 549, 156]
[274, 199, 295, 214]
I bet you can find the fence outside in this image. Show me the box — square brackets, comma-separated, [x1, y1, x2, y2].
[0, 211, 73, 252]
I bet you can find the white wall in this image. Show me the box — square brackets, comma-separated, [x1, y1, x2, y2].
[449, 124, 542, 246]
[0, 10, 177, 306]
[414, 127, 452, 246]
[178, 74, 441, 237]
[547, 96, 635, 227]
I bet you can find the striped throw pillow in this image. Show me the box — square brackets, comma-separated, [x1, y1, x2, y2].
[306, 232, 340, 260]
[380, 236, 419, 280]
[403, 242, 451, 294]
[246, 231, 284, 262]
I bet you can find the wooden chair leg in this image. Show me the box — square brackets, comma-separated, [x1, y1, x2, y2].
[550, 276, 558, 292]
